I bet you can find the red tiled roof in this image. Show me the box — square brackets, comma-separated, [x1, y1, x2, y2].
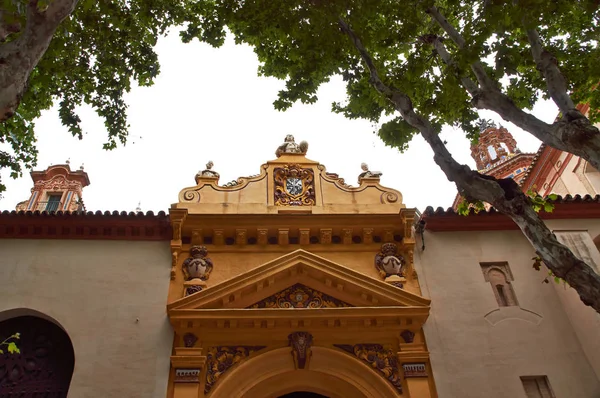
[423, 194, 600, 231]
[0, 210, 171, 240]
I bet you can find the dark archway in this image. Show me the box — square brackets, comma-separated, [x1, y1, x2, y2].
[278, 392, 330, 398]
[0, 315, 75, 397]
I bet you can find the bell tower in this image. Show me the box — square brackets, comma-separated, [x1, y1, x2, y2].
[471, 124, 518, 170]
[16, 161, 90, 212]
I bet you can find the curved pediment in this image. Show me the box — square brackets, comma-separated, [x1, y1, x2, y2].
[174, 139, 404, 215]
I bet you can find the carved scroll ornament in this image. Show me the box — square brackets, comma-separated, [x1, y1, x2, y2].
[274, 164, 315, 206]
[204, 346, 266, 394]
[334, 344, 402, 394]
[248, 284, 352, 309]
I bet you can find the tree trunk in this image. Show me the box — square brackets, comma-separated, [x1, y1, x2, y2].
[0, 0, 78, 121]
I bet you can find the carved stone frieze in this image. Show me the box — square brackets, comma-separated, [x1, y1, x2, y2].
[182, 246, 213, 281]
[334, 344, 402, 393]
[274, 164, 316, 206]
[375, 243, 406, 279]
[204, 346, 266, 394]
[248, 283, 352, 309]
[289, 331, 313, 370]
[257, 228, 268, 245]
[362, 228, 374, 244]
[299, 228, 310, 245]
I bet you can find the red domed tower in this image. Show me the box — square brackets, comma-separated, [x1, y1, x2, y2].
[469, 124, 535, 184]
[452, 123, 536, 209]
[15, 161, 90, 212]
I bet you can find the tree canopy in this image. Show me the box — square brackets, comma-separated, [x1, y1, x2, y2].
[178, 0, 600, 311]
[0, 0, 194, 189]
[1, 0, 600, 311]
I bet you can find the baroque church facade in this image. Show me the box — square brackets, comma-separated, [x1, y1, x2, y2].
[1, 132, 599, 398]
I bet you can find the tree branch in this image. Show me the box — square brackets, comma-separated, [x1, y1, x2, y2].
[0, 0, 78, 121]
[338, 16, 600, 313]
[426, 5, 600, 171]
[525, 27, 576, 114]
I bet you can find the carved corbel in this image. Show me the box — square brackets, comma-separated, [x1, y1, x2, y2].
[342, 228, 353, 245]
[289, 331, 313, 370]
[278, 228, 290, 245]
[257, 228, 268, 245]
[191, 229, 203, 245]
[299, 228, 310, 245]
[213, 229, 224, 245]
[362, 228, 374, 244]
[320, 228, 332, 244]
[236, 229, 247, 246]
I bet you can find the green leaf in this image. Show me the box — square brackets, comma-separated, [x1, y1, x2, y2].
[7, 342, 19, 354]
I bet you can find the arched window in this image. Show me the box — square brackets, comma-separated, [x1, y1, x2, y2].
[0, 314, 74, 397]
[480, 263, 519, 307]
[500, 142, 510, 153]
[487, 145, 497, 160]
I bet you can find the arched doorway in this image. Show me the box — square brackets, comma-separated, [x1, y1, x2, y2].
[279, 393, 329, 398]
[209, 346, 399, 398]
[0, 314, 75, 397]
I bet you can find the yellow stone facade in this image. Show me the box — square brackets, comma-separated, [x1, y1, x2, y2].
[166, 144, 437, 397]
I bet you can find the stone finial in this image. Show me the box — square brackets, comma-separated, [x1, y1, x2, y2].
[289, 331, 313, 369]
[195, 161, 220, 184]
[275, 134, 308, 157]
[358, 163, 383, 182]
[182, 245, 213, 281]
[66, 158, 71, 165]
[79, 163, 84, 170]
[135, 201, 141, 213]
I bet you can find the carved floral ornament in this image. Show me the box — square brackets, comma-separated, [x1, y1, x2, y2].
[334, 344, 403, 394]
[248, 283, 352, 309]
[204, 346, 266, 394]
[274, 164, 316, 206]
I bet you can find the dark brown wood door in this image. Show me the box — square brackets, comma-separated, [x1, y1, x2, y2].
[0, 315, 74, 397]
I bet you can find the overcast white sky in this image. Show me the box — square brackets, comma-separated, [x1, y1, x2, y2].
[0, 30, 558, 213]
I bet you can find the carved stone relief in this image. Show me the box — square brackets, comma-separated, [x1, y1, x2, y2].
[274, 164, 316, 206]
[334, 344, 402, 394]
[289, 332, 313, 370]
[204, 346, 266, 394]
[375, 243, 406, 279]
[248, 284, 352, 309]
[182, 246, 213, 281]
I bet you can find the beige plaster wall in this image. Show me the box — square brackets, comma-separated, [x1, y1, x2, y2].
[415, 221, 600, 398]
[0, 239, 172, 398]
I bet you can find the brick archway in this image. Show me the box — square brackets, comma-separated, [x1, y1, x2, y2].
[0, 314, 75, 397]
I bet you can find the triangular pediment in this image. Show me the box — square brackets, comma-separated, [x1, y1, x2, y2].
[168, 249, 430, 312]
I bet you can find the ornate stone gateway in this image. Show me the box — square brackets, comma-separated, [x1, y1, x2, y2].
[167, 137, 436, 397]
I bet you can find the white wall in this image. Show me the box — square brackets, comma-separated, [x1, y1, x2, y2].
[415, 220, 600, 398]
[0, 239, 172, 398]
